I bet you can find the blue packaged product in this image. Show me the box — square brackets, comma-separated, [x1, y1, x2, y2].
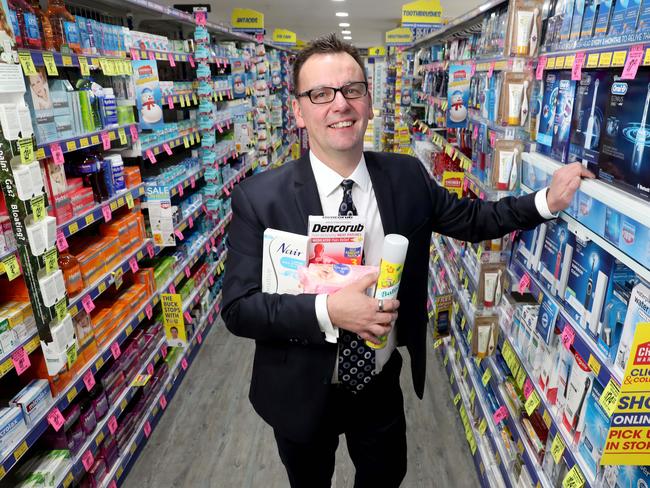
[76, 16, 91, 53]
[63, 20, 80, 47]
[570, 0, 586, 39]
[23, 12, 40, 46]
[536, 293, 560, 344]
[609, 0, 629, 35]
[7, 9, 20, 43]
[638, 0, 650, 30]
[594, 0, 614, 35]
[537, 72, 560, 155]
[560, 0, 577, 40]
[538, 219, 576, 299]
[602, 465, 650, 488]
[580, 0, 598, 37]
[623, 0, 643, 31]
[551, 74, 577, 163]
[597, 72, 650, 200]
[577, 380, 609, 481]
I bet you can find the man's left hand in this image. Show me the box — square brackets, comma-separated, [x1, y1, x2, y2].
[546, 162, 595, 214]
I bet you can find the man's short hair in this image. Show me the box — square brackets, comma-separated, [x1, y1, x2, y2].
[292, 33, 367, 95]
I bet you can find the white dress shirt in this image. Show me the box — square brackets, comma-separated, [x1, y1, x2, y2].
[309, 150, 557, 380]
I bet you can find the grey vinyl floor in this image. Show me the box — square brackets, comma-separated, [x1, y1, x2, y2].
[122, 321, 479, 488]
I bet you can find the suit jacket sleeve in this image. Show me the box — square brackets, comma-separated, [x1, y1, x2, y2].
[418, 161, 548, 241]
[221, 183, 327, 344]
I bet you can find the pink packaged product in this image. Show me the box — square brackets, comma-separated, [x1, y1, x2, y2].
[83, 458, 107, 488]
[299, 264, 378, 295]
[67, 177, 84, 192]
[99, 436, 120, 468]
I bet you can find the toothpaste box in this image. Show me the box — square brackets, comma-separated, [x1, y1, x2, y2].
[10, 379, 53, 426]
[0, 406, 28, 457]
[308, 215, 365, 265]
[262, 228, 309, 295]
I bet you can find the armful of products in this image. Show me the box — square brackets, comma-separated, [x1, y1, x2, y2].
[261, 216, 408, 349]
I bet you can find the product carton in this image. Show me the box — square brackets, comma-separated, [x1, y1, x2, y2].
[262, 229, 309, 295]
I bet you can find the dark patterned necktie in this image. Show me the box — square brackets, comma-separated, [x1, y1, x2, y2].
[337, 179, 377, 393]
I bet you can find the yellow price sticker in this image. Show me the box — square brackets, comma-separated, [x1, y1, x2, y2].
[2, 255, 21, 281]
[588, 354, 601, 376]
[543, 409, 552, 429]
[460, 316, 466, 329]
[599, 52, 613, 67]
[42, 52, 59, 76]
[644, 48, 650, 66]
[66, 140, 77, 152]
[79, 137, 89, 148]
[586, 53, 599, 68]
[13, 440, 28, 461]
[61, 55, 72, 66]
[478, 418, 487, 435]
[469, 388, 476, 407]
[66, 343, 77, 367]
[31, 194, 46, 221]
[599, 379, 620, 417]
[95, 357, 104, 370]
[97, 281, 106, 294]
[546, 57, 556, 69]
[78, 56, 90, 76]
[69, 221, 79, 234]
[44, 247, 58, 274]
[18, 137, 34, 164]
[433, 338, 443, 349]
[449, 373, 454, 385]
[85, 214, 95, 226]
[454, 393, 461, 406]
[118, 128, 127, 145]
[18, 52, 37, 75]
[54, 298, 67, 322]
[516, 367, 527, 390]
[482, 368, 492, 387]
[91, 135, 100, 145]
[113, 267, 123, 289]
[63, 472, 74, 488]
[551, 433, 565, 464]
[126, 193, 134, 209]
[611, 51, 627, 67]
[564, 55, 575, 68]
[525, 391, 540, 416]
[67, 386, 78, 403]
[562, 465, 585, 488]
[443, 355, 449, 367]
[555, 56, 565, 68]
[183, 136, 190, 148]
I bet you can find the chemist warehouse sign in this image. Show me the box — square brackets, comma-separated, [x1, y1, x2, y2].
[601, 322, 650, 465]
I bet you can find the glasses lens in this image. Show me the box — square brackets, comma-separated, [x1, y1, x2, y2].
[342, 82, 367, 99]
[309, 87, 335, 104]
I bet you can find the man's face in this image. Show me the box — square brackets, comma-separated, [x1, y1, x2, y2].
[292, 52, 373, 161]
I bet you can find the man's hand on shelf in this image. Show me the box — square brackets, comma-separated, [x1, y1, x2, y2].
[546, 162, 595, 214]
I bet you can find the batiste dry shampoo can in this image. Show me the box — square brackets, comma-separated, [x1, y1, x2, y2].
[366, 234, 409, 349]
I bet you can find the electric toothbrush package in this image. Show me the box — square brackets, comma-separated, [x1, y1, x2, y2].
[498, 72, 533, 127]
[550, 74, 577, 163]
[504, 0, 544, 57]
[613, 281, 650, 378]
[492, 140, 523, 191]
[560, 350, 594, 445]
[597, 72, 650, 201]
[577, 379, 610, 481]
[538, 219, 575, 299]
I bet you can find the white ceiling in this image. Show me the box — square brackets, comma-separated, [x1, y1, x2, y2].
[163, 0, 483, 48]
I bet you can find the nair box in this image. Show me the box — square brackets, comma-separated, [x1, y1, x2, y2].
[308, 215, 365, 266]
[261, 229, 309, 295]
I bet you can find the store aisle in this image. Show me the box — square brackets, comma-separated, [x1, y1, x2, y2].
[123, 321, 478, 488]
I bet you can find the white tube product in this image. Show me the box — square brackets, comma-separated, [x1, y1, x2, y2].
[497, 150, 515, 190]
[478, 326, 491, 356]
[508, 83, 525, 125]
[515, 10, 534, 55]
[366, 234, 409, 349]
[484, 271, 498, 306]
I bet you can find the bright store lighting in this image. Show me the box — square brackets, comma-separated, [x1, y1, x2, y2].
[343, 36, 352, 40]
[335, 12, 349, 17]
[341, 30, 351, 34]
[339, 22, 350, 27]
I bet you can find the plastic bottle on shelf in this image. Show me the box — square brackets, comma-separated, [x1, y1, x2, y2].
[76, 153, 109, 202]
[45, 0, 80, 53]
[58, 250, 84, 296]
[99, 87, 118, 128]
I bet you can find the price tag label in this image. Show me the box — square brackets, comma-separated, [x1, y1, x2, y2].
[586, 53, 599, 68]
[487, 61, 495, 78]
[208, 275, 214, 286]
[18, 52, 37, 75]
[546, 57, 556, 69]
[111, 341, 121, 359]
[561, 325, 575, 350]
[168, 95, 175, 109]
[2, 255, 21, 281]
[162, 345, 168, 359]
[163, 143, 173, 155]
[181, 358, 188, 370]
[588, 354, 601, 375]
[102, 205, 112, 222]
[147, 363, 154, 376]
[190, 175, 196, 188]
[118, 128, 127, 145]
[482, 368, 492, 387]
[160, 395, 167, 409]
[30, 194, 46, 222]
[81, 450, 95, 471]
[478, 418, 487, 435]
[184, 266, 191, 278]
[524, 391, 540, 416]
[599, 51, 613, 67]
[177, 184, 184, 197]
[42, 52, 59, 76]
[83, 369, 96, 391]
[113, 268, 123, 289]
[44, 247, 58, 274]
[562, 465, 585, 488]
[82, 294, 95, 314]
[47, 407, 65, 431]
[197, 333, 203, 344]
[184, 311, 192, 323]
[168, 52, 176, 66]
[536, 56, 547, 80]
[18, 137, 34, 164]
[50, 142, 65, 165]
[571, 51, 586, 81]
[55, 298, 68, 322]
[622, 44, 644, 80]
[518, 273, 530, 294]
[612, 51, 627, 67]
[555, 56, 566, 69]
[144, 421, 152, 438]
[147, 242, 155, 258]
[129, 257, 139, 273]
[145, 304, 153, 319]
[146, 149, 157, 164]
[183, 136, 190, 148]
[599, 379, 621, 417]
[174, 229, 184, 241]
[188, 216, 193, 229]
[126, 193, 134, 209]
[169, 283, 176, 294]
[492, 405, 508, 424]
[551, 433, 565, 464]
[78, 56, 90, 76]
[523, 378, 534, 399]
[130, 125, 139, 141]
[12, 347, 30, 375]
[101, 131, 111, 150]
[108, 416, 118, 434]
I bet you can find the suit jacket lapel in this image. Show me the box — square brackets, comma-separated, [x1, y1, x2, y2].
[365, 152, 398, 236]
[293, 154, 323, 232]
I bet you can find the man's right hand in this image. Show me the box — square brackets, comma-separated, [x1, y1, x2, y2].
[326, 273, 400, 345]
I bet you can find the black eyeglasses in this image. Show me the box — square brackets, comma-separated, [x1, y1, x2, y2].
[297, 81, 368, 104]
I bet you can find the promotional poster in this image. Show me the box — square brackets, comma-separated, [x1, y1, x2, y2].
[446, 64, 470, 129]
[161, 293, 188, 347]
[132, 60, 164, 131]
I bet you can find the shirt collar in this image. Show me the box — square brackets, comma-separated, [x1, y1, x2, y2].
[309, 150, 370, 198]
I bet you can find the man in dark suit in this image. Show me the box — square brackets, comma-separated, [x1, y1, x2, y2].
[222, 34, 590, 488]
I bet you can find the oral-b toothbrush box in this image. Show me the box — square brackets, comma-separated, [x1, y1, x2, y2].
[570, 0, 586, 39]
[538, 219, 575, 299]
[613, 282, 650, 378]
[515, 228, 541, 274]
[560, 0, 577, 40]
[623, 0, 643, 31]
[262, 229, 309, 295]
[568, 71, 612, 173]
[609, 0, 630, 35]
[604, 465, 650, 488]
[577, 380, 609, 481]
[638, 0, 650, 31]
[597, 73, 650, 201]
[564, 238, 614, 339]
[594, 0, 614, 36]
[596, 267, 636, 362]
[551, 74, 577, 163]
[536, 72, 560, 156]
[580, 0, 598, 37]
[536, 292, 561, 344]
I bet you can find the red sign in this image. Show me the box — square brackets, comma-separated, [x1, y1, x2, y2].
[634, 341, 650, 365]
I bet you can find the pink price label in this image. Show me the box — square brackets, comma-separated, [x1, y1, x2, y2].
[130, 125, 139, 141]
[144, 421, 152, 438]
[147, 243, 155, 258]
[102, 205, 112, 222]
[223, 156, 228, 165]
[129, 257, 139, 273]
[487, 62, 495, 78]
[11, 347, 30, 374]
[226, 120, 231, 129]
[56, 229, 69, 252]
[211, 236, 216, 246]
[535, 57, 547, 81]
[81, 450, 95, 471]
[169, 283, 176, 294]
[108, 416, 118, 435]
[208, 275, 214, 286]
[195, 10, 206, 25]
[184, 266, 191, 278]
[217, 124, 223, 133]
[188, 216, 193, 228]
[148, 51, 155, 61]
[205, 242, 211, 253]
[168, 52, 176, 67]
[109, 481, 117, 488]
[181, 358, 188, 370]
[489, 131, 496, 147]
[160, 395, 167, 409]
[622, 44, 644, 80]
[215, 303, 220, 314]
[147, 363, 154, 376]
[177, 184, 184, 197]
[174, 229, 184, 241]
[162, 345, 168, 359]
[111, 341, 121, 359]
[163, 143, 173, 156]
[50, 143, 64, 165]
[47, 408, 65, 432]
[183, 311, 192, 323]
[190, 176, 196, 188]
[168, 96, 174, 109]
[470, 62, 476, 77]
[197, 333, 203, 344]
[493, 405, 509, 424]
[83, 369, 96, 391]
[473, 125, 479, 140]
[130, 48, 140, 60]
[561, 325, 575, 350]
[146, 149, 157, 164]
[523, 378, 534, 399]
[101, 131, 111, 150]
[82, 294, 95, 314]
[518, 274, 530, 294]
[224, 186, 231, 197]
[189, 56, 195, 68]
[208, 312, 214, 323]
[145, 304, 153, 319]
[572, 51, 586, 81]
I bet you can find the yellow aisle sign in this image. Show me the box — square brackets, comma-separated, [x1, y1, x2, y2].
[601, 322, 650, 465]
[401, 0, 443, 27]
[385, 27, 414, 46]
[368, 46, 387, 57]
[272, 29, 297, 46]
[161, 293, 187, 346]
[231, 8, 264, 32]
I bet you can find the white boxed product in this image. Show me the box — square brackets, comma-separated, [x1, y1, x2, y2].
[262, 229, 309, 294]
[17, 450, 70, 486]
[307, 215, 365, 265]
[0, 406, 28, 456]
[11, 380, 52, 426]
